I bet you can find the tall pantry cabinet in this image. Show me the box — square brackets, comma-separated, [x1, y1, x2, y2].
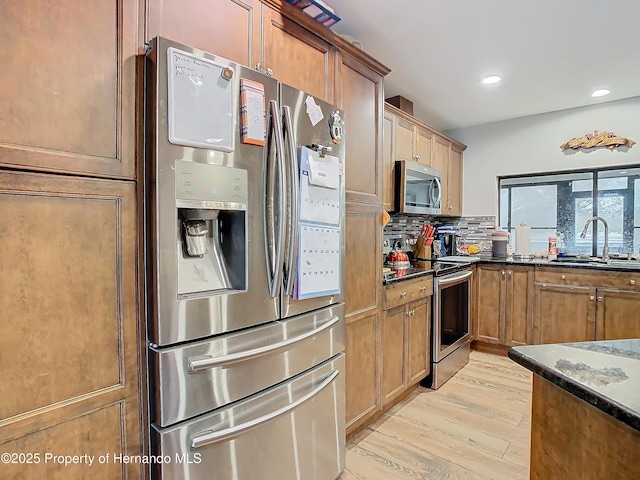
[0, 1, 143, 479]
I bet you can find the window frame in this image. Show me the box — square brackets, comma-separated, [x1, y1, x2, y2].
[499, 164, 640, 257]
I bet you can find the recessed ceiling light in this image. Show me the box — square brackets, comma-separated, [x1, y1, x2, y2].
[482, 75, 502, 85]
[591, 89, 610, 97]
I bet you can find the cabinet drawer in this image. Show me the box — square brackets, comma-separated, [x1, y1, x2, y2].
[535, 267, 640, 291]
[385, 275, 433, 309]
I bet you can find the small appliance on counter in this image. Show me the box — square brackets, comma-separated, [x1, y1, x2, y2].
[491, 229, 509, 258]
[434, 224, 459, 257]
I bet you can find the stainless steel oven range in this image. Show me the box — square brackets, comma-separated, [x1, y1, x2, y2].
[431, 262, 472, 389]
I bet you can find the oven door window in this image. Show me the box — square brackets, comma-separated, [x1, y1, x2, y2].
[439, 280, 469, 352]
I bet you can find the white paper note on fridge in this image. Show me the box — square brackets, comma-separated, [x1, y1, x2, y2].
[296, 224, 340, 299]
[299, 146, 341, 226]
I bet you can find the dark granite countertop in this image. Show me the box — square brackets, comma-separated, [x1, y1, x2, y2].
[509, 339, 640, 432]
[476, 256, 640, 272]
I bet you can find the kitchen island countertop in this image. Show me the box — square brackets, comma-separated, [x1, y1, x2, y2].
[509, 339, 640, 432]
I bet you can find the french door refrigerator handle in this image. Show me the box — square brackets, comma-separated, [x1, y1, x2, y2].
[188, 315, 340, 372]
[264, 99, 286, 298]
[283, 105, 299, 296]
[190, 369, 340, 449]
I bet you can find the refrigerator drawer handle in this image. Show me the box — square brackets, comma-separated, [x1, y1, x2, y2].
[437, 270, 472, 287]
[190, 369, 339, 449]
[188, 315, 340, 372]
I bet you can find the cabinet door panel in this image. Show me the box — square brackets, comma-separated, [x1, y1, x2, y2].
[265, 8, 334, 102]
[0, 171, 140, 477]
[151, 0, 260, 68]
[415, 128, 433, 166]
[395, 118, 414, 162]
[448, 147, 463, 216]
[597, 289, 640, 340]
[346, 313, 379, 429]
[382, 112, 395, 211]
[382, 308, 406, 404]
[475, 266, 504, 343]
[534, 284, 596, 344]
[506, 268, 532, 346]
[408, 300, 431, 383]
[339, 53, 383, 204]
[0, 0, 137, 178]
[433, 137, 450, 213]
[345, 204, 381, 318]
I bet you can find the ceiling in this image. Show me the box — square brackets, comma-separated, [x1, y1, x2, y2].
[332, 0, 640, 131]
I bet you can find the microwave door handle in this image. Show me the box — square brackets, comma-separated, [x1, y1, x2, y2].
[283, 105, 299, 296]
[265, 100, 286, 298]
[433, 176, 442, 207]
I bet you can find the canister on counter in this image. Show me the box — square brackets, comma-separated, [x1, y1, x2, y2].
[491, 230, 509, 258]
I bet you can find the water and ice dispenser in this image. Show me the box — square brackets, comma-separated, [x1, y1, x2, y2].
[175, 160, 248, 296]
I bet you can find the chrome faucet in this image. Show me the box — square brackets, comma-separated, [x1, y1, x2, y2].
[579, 216, 609, 261]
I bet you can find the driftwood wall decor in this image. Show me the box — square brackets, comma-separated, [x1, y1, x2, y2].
[561, 131, 636, 151]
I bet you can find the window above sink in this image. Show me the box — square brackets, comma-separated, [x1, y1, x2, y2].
[499, 166, 640, 257]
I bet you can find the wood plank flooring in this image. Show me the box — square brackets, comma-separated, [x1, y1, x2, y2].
[342, 351, 532, 480]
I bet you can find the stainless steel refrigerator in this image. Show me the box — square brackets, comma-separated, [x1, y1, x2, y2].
[144, 37, 346, 480]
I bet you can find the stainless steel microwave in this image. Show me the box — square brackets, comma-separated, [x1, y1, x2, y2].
[394, 160, 442, 215]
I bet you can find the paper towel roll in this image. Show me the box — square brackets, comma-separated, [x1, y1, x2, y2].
[515, 225, 531, 255]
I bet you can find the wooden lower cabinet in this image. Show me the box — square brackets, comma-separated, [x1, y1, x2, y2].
[345, 313, 380, 432]
[407, 299, 431, 382]
[0, 171, 142, 478]
[382, 306, 406, 404]
[533, 283, 597, 344]
[596, 289, 640, 340]
[382, 296, 431, 407]
[474, 265, 532, 348]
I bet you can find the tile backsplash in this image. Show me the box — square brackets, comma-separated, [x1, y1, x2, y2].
[384, 214, 497, 247]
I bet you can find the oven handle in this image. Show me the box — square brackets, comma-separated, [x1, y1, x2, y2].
[190, 369, 339, 449]
[437, 270, 472, 286]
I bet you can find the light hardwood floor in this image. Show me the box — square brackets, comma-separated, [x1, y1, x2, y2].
[342, 351, 532, 480]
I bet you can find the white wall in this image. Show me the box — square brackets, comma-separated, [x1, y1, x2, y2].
[446, 97, 640, 217]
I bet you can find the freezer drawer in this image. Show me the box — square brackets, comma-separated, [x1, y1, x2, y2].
[150, 303, 345, 426]
[152, 353, 345, 480]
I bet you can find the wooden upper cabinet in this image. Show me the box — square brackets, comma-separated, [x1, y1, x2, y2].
[432, 136, 451, 213]
[263, 6, 335, 102]
[395, 117, 415, 162]
[415, 127, 433, 167]
[339, 52, 384, 204]
[0, 0, 138, 178]
[0, 171, 141, 478]
[149, 0, 261, 68]
[448, 145, 464, 216]
[382, 111, 395, 211]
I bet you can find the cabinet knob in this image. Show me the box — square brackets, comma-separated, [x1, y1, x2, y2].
[597, 296, 603, 302]
[448, 206, 453, 210]
[501, 270, 505, 276]
[508, 270, 512, 276]
[630, 279, 636, 285]
[589, 295, 595, 301]
[420, 286, 427, 292]
[400, 292, 407, 297]
[561, 275, 566, 280]
[266, 68, 273, 77]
